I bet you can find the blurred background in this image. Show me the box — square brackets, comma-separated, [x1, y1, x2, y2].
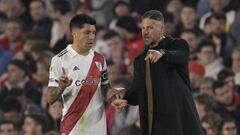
[0, 0, 239, 135]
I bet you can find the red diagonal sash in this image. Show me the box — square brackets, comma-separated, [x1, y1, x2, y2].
[60, 52, 104, 135]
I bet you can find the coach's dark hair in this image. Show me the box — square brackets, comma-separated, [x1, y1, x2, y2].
[69, 14, 96, 32]
[142, 10, 164, 23]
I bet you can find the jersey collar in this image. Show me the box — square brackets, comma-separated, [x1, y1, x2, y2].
[67, 44, 94, 57]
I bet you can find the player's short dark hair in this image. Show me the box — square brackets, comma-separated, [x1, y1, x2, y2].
[142, 10, 164, 23]
[217, 68, 235, 81]
[69, 14, 96, 32]
[51, 0, 71, 15]
[212, 80, 226, 94]
[116, 16, 140, 33]
[103, 30, 120, 40]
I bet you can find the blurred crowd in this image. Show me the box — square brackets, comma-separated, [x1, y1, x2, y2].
[0, 0, 239, 135]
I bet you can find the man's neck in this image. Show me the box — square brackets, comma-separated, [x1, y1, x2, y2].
[149, 35, 165, 48]
[72, 43, 89, 56]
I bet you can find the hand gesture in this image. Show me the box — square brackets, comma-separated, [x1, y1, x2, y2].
[55, 68, 73, 90]
[144, 49, 163, 63]
[111, 98, 128, 112]
[107, 87, 126, 102]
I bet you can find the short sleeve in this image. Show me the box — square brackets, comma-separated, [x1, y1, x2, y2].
[48, 56, 62, 87]
[101, 58, 109, 85]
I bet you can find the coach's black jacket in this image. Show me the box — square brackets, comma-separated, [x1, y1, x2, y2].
[124, 36, 203, 135]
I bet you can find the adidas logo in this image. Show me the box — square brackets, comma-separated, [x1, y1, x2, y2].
[73, 66, 80, 71]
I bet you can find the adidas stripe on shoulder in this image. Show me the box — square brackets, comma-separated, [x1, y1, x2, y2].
[57, 49, 68, 57]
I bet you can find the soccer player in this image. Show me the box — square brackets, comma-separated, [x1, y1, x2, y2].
[47, 14, 119, 135]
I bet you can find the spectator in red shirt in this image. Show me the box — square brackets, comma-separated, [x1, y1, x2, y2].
[0, 19, 24, 56]
[115, 16, 144, 65]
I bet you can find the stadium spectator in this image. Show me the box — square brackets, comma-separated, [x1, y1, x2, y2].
[0, 59, 41, 104]
[218, 118, 238, 135]
[23, 113, 52, 135]
[0, 97, 23, 128]
[0, 120, 18, 135]
[212, 81, 240, 126]
[194, 93, 217, 120]
[199, 77, 215, 95]
[196, 38, 224, 79]
[201, 112, 222, 135]
[29, 0, 53, 42]
[115, 16, 144, 65]
[231, 48, 240, 86]
[0, 19, 24, 56]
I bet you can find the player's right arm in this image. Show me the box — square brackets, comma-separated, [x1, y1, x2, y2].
[48, 87, 64, 105]
[47, 56, 72, 104]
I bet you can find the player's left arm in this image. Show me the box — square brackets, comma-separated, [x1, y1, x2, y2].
[100, 59, 125, 102]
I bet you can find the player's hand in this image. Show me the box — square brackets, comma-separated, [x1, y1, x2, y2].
[111, 98, 128, 112]
[144, 49, 163, 63]
[55, 68, 73, 90]
[107, 88, 126, 103]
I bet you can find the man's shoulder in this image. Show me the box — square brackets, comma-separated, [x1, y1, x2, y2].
[170, 37, 188, 45]
[93, 51, 104, 58]
[56, 48, 69, 57]
[51, 48, 71, 63]
[93, 51, 105, 64]
[167, 37, 188, 49]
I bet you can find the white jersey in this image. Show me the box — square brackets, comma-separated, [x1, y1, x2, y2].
[48, 45, 109, 135]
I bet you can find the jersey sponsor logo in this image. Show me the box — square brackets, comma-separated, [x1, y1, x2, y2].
[73, 66, 80, 71]
[75, 76, 100, 86]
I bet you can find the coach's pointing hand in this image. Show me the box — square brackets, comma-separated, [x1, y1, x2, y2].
[145, 49, 164, 63]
